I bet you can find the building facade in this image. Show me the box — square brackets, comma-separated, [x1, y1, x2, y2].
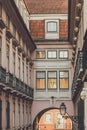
[69, 0, 87, 130]
[0, 0, 36, 130]
[1, 0, 86, 130]
[24, 0, 75, 129]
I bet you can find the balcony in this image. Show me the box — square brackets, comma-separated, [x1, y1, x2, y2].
[72, 50, 83, 100]
[0, 66, 33, 99]
[83, 31, 87, 77]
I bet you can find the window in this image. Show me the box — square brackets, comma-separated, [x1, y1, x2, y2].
[18, 57, 20, 78]
[59, 50, 68, 59]
[6, 14, 10, 28]
[56, 113, 66, 129]
[47, 21, 57, 32]
[23, 105, 24, 126]
[45, 113, 52, 123]
[47, 51, 57, 59]
[59, 71, 69, 89]
[36, 51, 45, 59]
[26, 104, 28, 125]
[6, 44, 10, 72]
[22, 61, 24, 81]
[26, 65, 28, 84]
[0, 3, 2, 17]
[48, 71, 57, 89]
[6, 101, 10, 129]
[45, 20, 59, 39]
[13, 103, 15, 127]
[18, 104, 20, 127]
[13, 51, 16, 75]
[36, 71, 46, 89]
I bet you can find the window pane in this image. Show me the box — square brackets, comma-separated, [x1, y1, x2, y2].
[37, 72, 45, 78]
[22, 62, 24, 81]
[6, 44, 9, 71]
[26, 66, 28, 84]
[60, 79, 68, 89]
[36, 51, 45, 59]
[48, 79, 57, 89]
[13, 52, 15, 74]
[18, 57, 20, 78]
[48, 71, 57, 89]
[60, 72, 68, 78]
[36, 79, 45, 89]
[64, 51, 68, 58]
[47, 22, 57, 32]
[48, 72, 56, 78]
[36, 71, 46, 89]
[48, 51, 57, 59]
[59, 71, 69, 89]
[59, 51, 68, 59]
[45, 113, 52, 123]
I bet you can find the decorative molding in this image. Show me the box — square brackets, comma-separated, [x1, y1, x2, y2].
[34, 61, 71, 69]
[30, 14, 68, 20]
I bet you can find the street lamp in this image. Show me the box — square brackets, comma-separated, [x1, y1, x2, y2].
[60, 103, 66, 116]
[60, 103, 78, 126]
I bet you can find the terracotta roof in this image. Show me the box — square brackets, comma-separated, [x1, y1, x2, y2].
[24, 0, 68, 14]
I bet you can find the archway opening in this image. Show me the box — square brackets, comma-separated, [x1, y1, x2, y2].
[33, 108, 72, 130]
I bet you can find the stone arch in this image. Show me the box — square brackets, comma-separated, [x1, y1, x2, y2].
[32, 107, 72, 130]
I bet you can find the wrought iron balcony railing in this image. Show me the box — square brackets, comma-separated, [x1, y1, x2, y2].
[72, 50, 83, 100]
[72, 31, 87, 100]
[83, 31, 87, 73]
[0, 66, 33, 99]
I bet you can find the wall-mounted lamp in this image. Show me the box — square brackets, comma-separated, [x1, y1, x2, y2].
[60, 103, 78, 124]
[60, 103, 66, 116]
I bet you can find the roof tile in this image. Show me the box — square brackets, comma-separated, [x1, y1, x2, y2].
[24, 0, 68, 14]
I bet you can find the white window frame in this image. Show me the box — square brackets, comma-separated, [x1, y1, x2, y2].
[59, 50, 68, 59]
[45, 20, 59, 39]
[47, 21, 57, 32]
[47, 50, 57, 59]
[44, 113, 52, 123]
[36, 50, 46, 59]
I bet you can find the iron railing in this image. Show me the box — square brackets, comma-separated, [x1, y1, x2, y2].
[83, 31, 87, 73]
[72, 50, 83, 100]
[0, 66, 33, 98]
